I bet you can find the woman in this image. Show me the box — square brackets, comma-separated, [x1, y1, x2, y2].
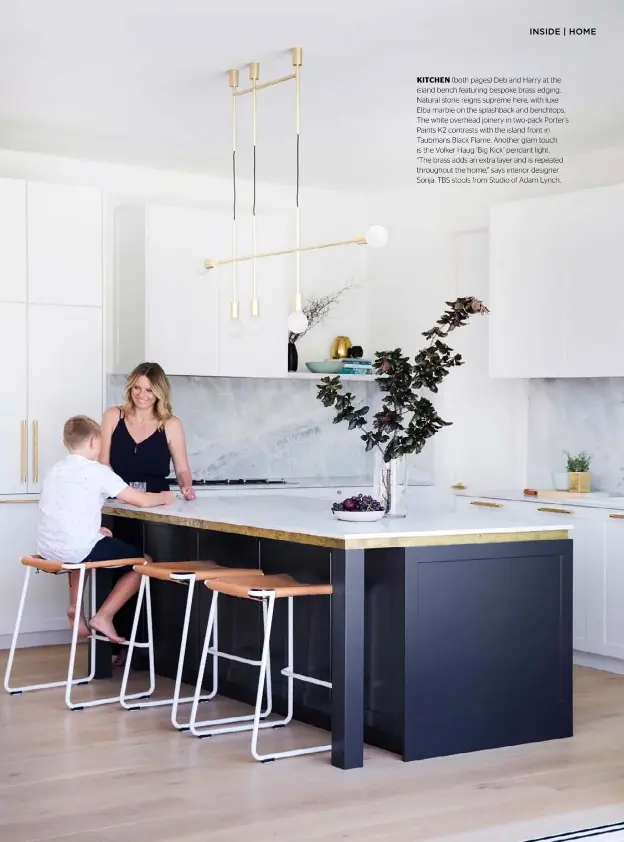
[100, 362, 195, 500]
[100, 362, 194, 665]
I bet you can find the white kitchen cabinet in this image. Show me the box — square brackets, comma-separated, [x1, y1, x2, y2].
[0, 180, 104, 497]
[0, 178, 27, 303]
[114, 204, 289, 378]
[0, 500, 68, 641]
[527, 503, 602, 653]
[27, 182, 103, 307]
[216, 214, 288, 378]
[455, 493, 624, 662]
[0, 304, 28, 494]
[115, 204, 222, 377]
[27, 305, 103, 493]
[600, 514, 624, 659]
[489, 183, 624, 378]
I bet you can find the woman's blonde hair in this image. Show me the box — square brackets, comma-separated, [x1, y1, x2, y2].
[122, 362, 172, 427]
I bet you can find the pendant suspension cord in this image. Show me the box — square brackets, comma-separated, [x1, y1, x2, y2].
[251, 62, 259, 316]
[229, 69, 239, 319]
[294, 52, 302, 312]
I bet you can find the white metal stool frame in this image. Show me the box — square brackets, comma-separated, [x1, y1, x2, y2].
[189, 580, 332, 763]
[4, 557, 155, 711]
[121, 568, 274, 731]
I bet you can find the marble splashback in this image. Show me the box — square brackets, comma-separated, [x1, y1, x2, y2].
[107, 375, 434, 482]
[527, 379, 624, 493]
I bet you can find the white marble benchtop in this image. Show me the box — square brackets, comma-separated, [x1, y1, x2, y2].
[454, 488, 624, 511]
[103, 493, 571, 550]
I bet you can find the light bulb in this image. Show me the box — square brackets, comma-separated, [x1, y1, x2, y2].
[365, 225, 388, 249]
[288, 309, 309, 334]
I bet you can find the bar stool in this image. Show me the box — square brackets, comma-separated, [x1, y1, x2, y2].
[4, 555, 153, 711]
[189, 574, 332, 763]
[120, 561, 264, 730]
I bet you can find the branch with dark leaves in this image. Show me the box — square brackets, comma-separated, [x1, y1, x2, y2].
[317, 296, 488, 463]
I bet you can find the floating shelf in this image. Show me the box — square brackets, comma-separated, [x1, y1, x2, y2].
[287, 372, 376, 382]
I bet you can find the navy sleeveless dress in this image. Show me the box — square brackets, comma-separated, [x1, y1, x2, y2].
[109, 410, 171, 492]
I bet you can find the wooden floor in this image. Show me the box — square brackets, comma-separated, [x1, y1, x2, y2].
[2, 647, 624, 842]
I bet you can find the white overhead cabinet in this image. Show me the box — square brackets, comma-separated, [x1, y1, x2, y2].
[114, 204, 288, 378]
[27, 182, 103, 307]
[489, 183, 624, 378]
[0, 179, 103, 496]
[0, 178, 27, 303]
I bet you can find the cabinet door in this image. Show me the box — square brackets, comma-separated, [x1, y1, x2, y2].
[0, 178, 27, 303]
[27, 182, 103, 307]
[529, 503, 602, 652]
[27, 304, 103, 492]
[0, 501, 68, 637]
[561, 186, 624, 377]
[600, 515, 624, 659]
[489, 200, 567, 378]
[145, 205, 221, 376]
[0, 304, 28, 493]
[218, 213, 289, 378]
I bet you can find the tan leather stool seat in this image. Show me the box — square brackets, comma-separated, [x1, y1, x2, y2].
[7, 556, 152, 709]
[133, 561, 261, 582]
[21, 555, 146, 574]
[205, 573, 332, 600]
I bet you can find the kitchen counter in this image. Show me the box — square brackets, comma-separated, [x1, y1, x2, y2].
[101, 492, 572, 771]
[103, 494, 570, 550]
[454, 488, 624, 510]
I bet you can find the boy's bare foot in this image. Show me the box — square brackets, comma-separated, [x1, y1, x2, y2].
[67, 607, 90, 641]
[89, 614, 125, 644]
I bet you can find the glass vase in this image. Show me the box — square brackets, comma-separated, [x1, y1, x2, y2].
[374, 452, 408, 517]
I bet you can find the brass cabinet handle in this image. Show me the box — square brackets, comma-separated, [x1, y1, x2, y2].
[32, 420, 39, 484]
[537, 507, 573, 515]
[20, 421, 27, 483]
[470, 500, 502, 508]
[609, 513, 624, 520]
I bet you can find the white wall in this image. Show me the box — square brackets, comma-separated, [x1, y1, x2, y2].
[0, 148, 372, 369]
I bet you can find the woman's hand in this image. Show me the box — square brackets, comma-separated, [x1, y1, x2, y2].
[180, 486, 196, 501]
[99, 527, 113, 537]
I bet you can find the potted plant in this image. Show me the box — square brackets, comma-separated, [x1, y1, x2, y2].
[564, 451, 591, 493]
[317, 297, 488, 516]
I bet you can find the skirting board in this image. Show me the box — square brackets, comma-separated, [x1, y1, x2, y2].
[574, 650, 624, 675]
[0, 629, 71, 651]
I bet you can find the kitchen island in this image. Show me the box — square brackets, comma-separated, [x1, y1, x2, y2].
[102, 494, 573, 770]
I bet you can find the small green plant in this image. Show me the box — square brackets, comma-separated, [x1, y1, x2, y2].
[564, 451, 591, 472]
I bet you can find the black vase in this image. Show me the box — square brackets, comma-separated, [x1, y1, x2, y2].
[288, 341, 298, 372]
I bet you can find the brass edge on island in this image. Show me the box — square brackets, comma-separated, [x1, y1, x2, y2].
[102, 506, 570, 550]
[343, 529, 570, 549]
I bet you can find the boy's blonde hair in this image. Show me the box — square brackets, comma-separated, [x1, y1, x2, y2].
[63, 415, 101, 450]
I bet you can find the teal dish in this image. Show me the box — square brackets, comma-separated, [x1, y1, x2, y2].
[305, 361, 343, 374]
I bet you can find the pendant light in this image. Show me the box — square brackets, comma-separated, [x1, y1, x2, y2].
[287, 47, 308, 334]
[229, 68, 239, 319]
[250, 61, 260, 317]
[207, 49, 388, 290]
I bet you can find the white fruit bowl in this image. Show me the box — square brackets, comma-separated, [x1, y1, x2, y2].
[332, 510, 385, 522]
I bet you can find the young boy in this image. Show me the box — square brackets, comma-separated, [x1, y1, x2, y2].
[37, 415, 173, 644]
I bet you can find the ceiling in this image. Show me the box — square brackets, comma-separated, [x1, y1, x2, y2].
[0, 0, 622, 190]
